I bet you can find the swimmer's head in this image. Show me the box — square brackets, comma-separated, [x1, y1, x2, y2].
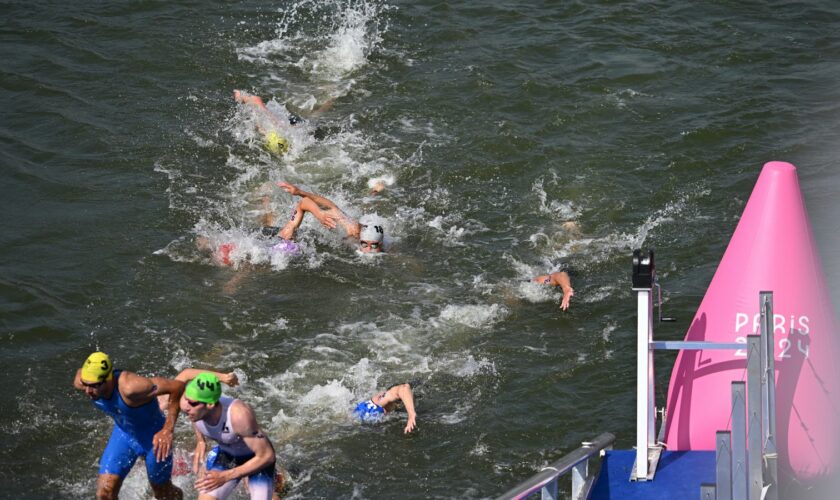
[354, 400, 386, 422]
[265, 131, 290, 155]
[289, 114, 303, 126]
[217, 243, 235, 266]
[185, 372, 222, 405]
[80, 352, 114, 384]
[359, 222, 384, 253]
[181, 373, 222, 420]
[80, 352, 114, 399]
[358, 216, 384, 253]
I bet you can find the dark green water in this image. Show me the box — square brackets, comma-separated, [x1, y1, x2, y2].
[2, 1, 840, 498]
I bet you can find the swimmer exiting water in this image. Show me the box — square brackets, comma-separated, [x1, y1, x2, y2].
[178, 372, 282, 500]
[72, 352, 186, 500]
[354, 383, 417, 434]
[277, 181, 385, 253]
[531, 271, 574, 311]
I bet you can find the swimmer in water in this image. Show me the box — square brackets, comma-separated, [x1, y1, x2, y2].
[178, 372, 283, 500]
[276, 181, 385, 254]
[233, 90, 291, 155]
[530, 270, 574, 311]
[354, 383, 417, 434]
[233, 90, 336, 155]
[72, 352, 186, 500]
[194, 191, 302, 268]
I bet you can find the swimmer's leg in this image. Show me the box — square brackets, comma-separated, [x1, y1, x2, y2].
[233, 90, 267, 111]
[96, 474, 124, 500]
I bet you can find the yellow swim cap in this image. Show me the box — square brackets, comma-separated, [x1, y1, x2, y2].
[265, 130, 289, 155]
[81, 352, 113, 383]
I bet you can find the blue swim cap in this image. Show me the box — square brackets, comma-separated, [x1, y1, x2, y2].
[354, 400, 385, 422]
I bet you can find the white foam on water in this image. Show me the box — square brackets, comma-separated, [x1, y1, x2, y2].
[439, 403, 473, 425]
[565, 186, 710, 266]
[311, 8, 375, 80]
[517, 280, 557, 304]
[426, 215, 489, 247]
[470, 434, 490, 456]
[601, 321, 617, 343]
[298, 379, 356, 416]
[532, 177, 579, 220]
[237, 0, 391, 96]
[437, 354, 497, 378]
[436, 303, 507, 329]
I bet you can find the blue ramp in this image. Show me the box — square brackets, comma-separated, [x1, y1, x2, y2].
[589, 450, 715, 499]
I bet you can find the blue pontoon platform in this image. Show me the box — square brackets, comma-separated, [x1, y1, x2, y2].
[589, 450, 714, 499]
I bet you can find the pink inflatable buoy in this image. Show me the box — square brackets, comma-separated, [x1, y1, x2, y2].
[663, 161, 840, 481]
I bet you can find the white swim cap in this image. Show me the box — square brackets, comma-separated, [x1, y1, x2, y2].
[359, 220, 384, 243]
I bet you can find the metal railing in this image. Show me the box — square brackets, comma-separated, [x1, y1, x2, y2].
[633, 249, 778, 499]
[497, 432, 615, 500]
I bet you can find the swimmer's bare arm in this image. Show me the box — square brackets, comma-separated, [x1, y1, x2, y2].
[163, 369, 237, 413]
[194, 401, 276, 491]
[279, 202, 305, 240]
[174, 369, 239, 387]
[532, 271, 574, 311]
[551, 272, 574, 311]
[277, 182, 344, 230]
[374, 384, 417, 434]
[121, 372, 185, 461]
[277, 182, 338, 211]
[397, 384, 417, 433]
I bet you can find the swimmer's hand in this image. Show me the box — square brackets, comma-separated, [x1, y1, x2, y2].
[314, 211, 339, 230]
[559, 287, 574, 311]
[370, 181, 386, 195]
[404, 415, 417, 434]
[279, 225, 296, 241]
[220, 372, 239, 387]
[276, 181, 300, 197]
[195, 469, 233, 492]
[152, 428, 174, 462]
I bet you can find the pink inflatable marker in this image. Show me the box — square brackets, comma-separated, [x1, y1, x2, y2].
[663, 161, 840, 480]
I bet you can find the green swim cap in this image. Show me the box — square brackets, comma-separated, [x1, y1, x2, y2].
[265, 130, 289, 155]
[185, 373, 222, 404]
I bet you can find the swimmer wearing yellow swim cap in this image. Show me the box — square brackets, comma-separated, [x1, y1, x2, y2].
[265, 130, 290, 156]
[72, 352, 188, 498]
[80, 351, 114, 384]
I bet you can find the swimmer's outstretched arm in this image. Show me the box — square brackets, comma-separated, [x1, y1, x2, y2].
[396, 384, 417, 434]
[277, 182, 338, 211]
[375, 383, 418, 434]
[532, 271, 574, 311]
[175, 368, 239, 387]
[277, 182, 344, 231]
